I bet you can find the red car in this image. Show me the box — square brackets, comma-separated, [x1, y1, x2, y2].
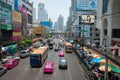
[58, 50, 65, 57]
[43, 62, 54, 73]
[3, 59, 19, 69]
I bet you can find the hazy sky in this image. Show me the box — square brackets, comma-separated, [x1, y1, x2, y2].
[30, 0, 71, 25]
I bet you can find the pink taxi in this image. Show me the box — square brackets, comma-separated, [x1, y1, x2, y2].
[3, 59, 19, 69]
[43, 62, 54, 73]
[58, 50, 65, 57]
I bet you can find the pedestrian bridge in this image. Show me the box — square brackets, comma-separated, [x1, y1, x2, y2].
[50, 31, 65, 37]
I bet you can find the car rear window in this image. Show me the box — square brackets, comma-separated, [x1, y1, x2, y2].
[45, 64, 52, 68]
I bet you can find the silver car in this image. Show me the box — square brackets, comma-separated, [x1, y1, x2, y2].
[59, 57, 67, 69]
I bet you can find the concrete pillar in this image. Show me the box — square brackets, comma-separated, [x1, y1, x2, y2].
[106, 0, 113, 49]
[97, 0, 104, 46]
[106, 16, 112, 50]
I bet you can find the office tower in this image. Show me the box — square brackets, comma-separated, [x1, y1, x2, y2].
[38, 2, 48, 21]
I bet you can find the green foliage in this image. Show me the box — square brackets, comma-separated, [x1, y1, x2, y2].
[44, 34, 52, 39]
[18, 38, 32, 47]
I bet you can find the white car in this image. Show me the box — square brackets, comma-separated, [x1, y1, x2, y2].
[1, 56, 13, 64]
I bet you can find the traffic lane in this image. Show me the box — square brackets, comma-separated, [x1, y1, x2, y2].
[20, 50, 56, 80]
[0, 57, 30, 80]
[38, 49, 58, 80]
[53, 48, 70, 80]
[66, 52, 89, 80]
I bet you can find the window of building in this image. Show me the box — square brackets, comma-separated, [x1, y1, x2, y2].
[112, 29, 120, 38]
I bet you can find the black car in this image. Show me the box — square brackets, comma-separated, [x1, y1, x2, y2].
[0, 66, 7, 76]
[19, 49, 30, 58]
[59, 57, 67, 69]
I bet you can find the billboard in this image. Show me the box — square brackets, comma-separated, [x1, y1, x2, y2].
[76, 0, 97, 11]
[12, 10, 22, 23]
[40, 21, 52, 27]
[81, 25, 90, 37]
[81, 15, 95, 23]
[0, 0, 12, 30]
[33, 26, 45, 34]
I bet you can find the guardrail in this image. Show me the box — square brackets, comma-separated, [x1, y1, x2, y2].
[73, 48, 95, 80]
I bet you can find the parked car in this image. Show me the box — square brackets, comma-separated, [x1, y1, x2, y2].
[1, 56, 13, 64]
[14, 57, 20, 61]
[43, 62, 54, 73]
[58, 50, 64, 57]
[3, 59, 19, 69]
[19, 50, 30, 58]
[0, 66, 7, 76]
[59, 57, 67, 69]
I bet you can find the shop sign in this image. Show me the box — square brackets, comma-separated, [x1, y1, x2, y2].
[0, 24, 13, 30]
[18, 5, 27, 15]
[0, 0, 12, 30]
[12, 10, 22, 23]
[13, 32, 22, 36]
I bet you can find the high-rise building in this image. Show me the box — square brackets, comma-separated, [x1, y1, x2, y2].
[57, 15, 64, 31]
[38, 2, 48, 21]
[53, 22, 58, 30]
[33, 8, 36, 20]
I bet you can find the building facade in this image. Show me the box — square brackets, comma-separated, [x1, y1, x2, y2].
[33, 8, 36, 20]
[67, 0, 98, 41]
[97, 0, 120, 49]
[57, 15, 64, 31]
[38, 3, 48, 22]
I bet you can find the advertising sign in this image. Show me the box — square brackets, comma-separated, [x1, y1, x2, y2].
[82, 25, 90, 37]
[40, 21, 51, 27]
[0, 0, 12, 30]
[12, 10, 22, 23]
[76, 0, 97, 11]
[33, 26, 45, 34]
[18, 5, 27, 15]
[81, 15, 95, 23]
[13, 32, 22, 36]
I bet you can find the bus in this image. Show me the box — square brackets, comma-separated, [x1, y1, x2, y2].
[30, 46, 49, 67]
[65, 42, 73, 53]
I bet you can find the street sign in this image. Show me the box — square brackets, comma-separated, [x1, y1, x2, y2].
[80, 30, 88, 32]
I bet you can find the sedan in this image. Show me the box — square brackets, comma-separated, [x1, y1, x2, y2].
[0, 66, 7, 76]
[43, 62, 54, 73]
[58, 50, 64, 57]
[3, 59, 19, 69]
[59, 57, 67, 69]
[1, 56, 13, 64]
[19, 50, 30, 58]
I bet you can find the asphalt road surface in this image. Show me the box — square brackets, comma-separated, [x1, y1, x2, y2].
[0, 46, 89, 80]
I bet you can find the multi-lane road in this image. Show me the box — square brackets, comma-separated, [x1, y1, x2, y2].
[0, 46, 89, 80]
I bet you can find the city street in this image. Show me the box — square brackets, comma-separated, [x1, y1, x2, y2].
[0, 46, 89, 80]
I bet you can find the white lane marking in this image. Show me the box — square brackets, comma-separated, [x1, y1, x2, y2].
[66, 54, 72, 80]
